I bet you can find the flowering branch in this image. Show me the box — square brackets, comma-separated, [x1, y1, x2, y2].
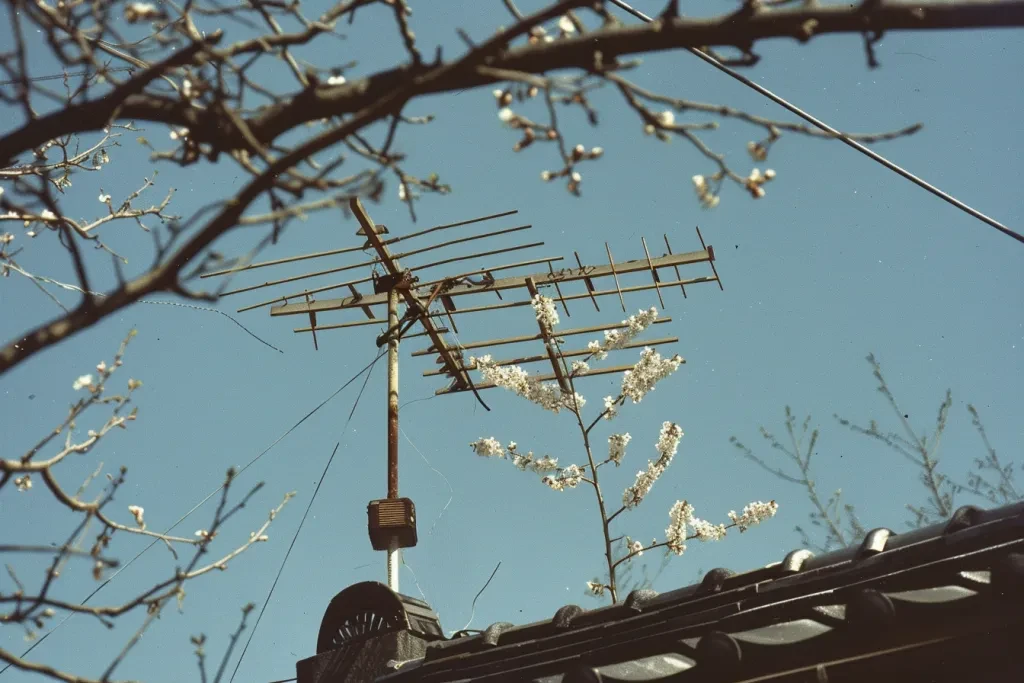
[469, 294, 777, 603]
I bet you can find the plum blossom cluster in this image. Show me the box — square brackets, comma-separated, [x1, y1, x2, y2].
[542, 464, 585, 492]
[664, 501, 727, 555]
[665, 500, 695, 555]
[622, 422, 683, 509]
[620, 347, 683, 403]
[509, 443, 559, 473]
[665, 498, 776, 556]
[608, 433, 631, 466]
[744, 168, 777, 199]
[571, 360, 590, 376]
[602, 396, 621, 421]
[470, 439, 560, 475]
[128, 505, 146, 529]
[587, 307, 659, 361]
[531, 294, 560, 329]
[470, 437, 504, 458]
[471, 355, 585, 413]
[692, 175, 721, 209]
[729, 500, 779, 531]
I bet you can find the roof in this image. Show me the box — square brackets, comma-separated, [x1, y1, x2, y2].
[379, 502, 1024, 682]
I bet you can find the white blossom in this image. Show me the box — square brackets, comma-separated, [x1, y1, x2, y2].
[747, 140, 768, 162]
[744, 168, 776, 199]
[665, 500, 694, 555]
[472, 355, 584, 413]
[628, 539, 644, 556]
[128, 505, 145, 528]
[620, 347, 683, 403]
[0, 232, 14, 245]
[326, 74, 346, 86]
[590, 146, 604, 158]
[656, 421, 684, 461]
[15, 475, 32, 492]
[557, 15, 576, 34]
[98, 193, 111, 203]
[470, 437, 504, 458]
[39, 209, 56, 221]
[608, 433, 631, 466]
[602, 396, 619, 421]
[512, 452, 559, 473]
[194, 529, 214, 540]
[622, 461, 662, 509]
[571, 360, 589, 376]
[586, 581, 606, 596]
[587, 307, 659, 360]
[498, 107, 515, 124]
[692, 174, 721, 209]
[690, 517, 727, 542]
[72, 374, 94, 391]
[622, 422, 682, 509]
[96, 361, 107, 374]
[657, 110, 675, 127]
[542, 464, 584, 491]
[124, 2, 162, 23]
[540, 170, 554, 182]
[531, 294, 560, 329]
[169, 127, 189, 141]
[728, 500, 779, 531]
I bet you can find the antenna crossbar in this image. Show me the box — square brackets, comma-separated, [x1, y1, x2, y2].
[289, 278, 711, 332]
[271, 250, 713, 317]
[220, 224, 534, 297]
[200, 209, 518, 279]
[410, 318, 672, 357]
[237, 256, 563, 314]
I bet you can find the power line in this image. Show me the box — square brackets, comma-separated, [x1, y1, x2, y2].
[606, 0, 1024, 246]
[228, 353, 380, 683]
[0, 351, 385, 677]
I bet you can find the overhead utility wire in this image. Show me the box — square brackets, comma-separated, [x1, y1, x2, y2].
[0, 351, 386, 677]
[606, 0, 1024, 246]
[227, 353, 381, 683]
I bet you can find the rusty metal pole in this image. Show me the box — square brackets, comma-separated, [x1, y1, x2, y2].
[386, 287, 400, 592]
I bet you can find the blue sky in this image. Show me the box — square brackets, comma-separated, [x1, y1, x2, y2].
[1, 2, 1022, 682]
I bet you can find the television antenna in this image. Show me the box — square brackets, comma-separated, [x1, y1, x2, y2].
[202, 198, 723, 592]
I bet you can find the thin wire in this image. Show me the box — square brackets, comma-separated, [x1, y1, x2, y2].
[0, 351, 385, 677]
[606, 0, 1024, 246]
[0, 67, 135, 86]
[135, 300, 283, 353]
[1, 261, 282, 352]
[400, 555, 431, 606]
[459, 562, 502, 634]
[400, 424, 453, 536]
[229, 352, 379, 683]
